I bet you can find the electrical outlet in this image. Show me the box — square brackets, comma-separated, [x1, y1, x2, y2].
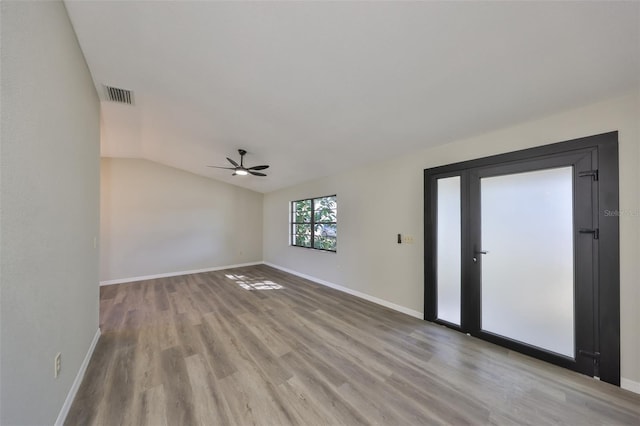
[54, 353, 61, 378]
[93, 236, 97, 249]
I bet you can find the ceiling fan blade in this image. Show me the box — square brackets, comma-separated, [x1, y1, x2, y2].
[207, 166, 236, 170]
[249, 171, 267, 177]
[226, 157, 239, 167]
[248, 165, 269, 171]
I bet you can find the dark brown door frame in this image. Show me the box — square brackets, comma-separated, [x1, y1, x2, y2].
[423, 131, 620, 386]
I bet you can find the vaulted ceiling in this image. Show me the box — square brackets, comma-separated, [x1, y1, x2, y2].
[64, 1, 640, 193]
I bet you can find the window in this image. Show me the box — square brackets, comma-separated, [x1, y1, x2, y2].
[291, 195, 337, 251]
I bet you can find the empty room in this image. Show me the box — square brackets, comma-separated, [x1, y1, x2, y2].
[2, 0, 640, 425]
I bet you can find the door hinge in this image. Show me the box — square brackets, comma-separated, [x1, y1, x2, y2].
[578, 170, 599, 181]
[579, 350, 601, 376]
[579, 350, 601, 360]
[579, 228, 599, 239]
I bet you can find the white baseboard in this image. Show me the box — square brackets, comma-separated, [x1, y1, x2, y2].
[55, 328, 101, 426]
[263, 262, 423, 319]
[621, 378, 640, 394]
[99, 261, 263, 286]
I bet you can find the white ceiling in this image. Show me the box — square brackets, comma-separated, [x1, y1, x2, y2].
[64, 1, 640, 193]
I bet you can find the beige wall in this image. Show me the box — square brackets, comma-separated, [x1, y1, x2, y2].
[100, 158, 263, 282]
[263, 92, 640, 388]
[0, 1, 101, 424]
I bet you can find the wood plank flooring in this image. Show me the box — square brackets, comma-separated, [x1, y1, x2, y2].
[66, 265, 640, 425]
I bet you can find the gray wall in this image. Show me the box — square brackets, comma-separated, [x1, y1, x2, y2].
[263, 92, 640, 390]
[0, 1, 100, 424]
[100, 158, 263, 282]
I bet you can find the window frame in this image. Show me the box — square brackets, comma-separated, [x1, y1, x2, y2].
[290, 194, 337, 252]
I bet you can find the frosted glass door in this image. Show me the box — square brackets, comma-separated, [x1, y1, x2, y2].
[480, 167, 575, 358]
[436, 177, 461, 325]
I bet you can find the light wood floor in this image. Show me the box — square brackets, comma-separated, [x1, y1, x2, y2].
[66, 265, 640, 425]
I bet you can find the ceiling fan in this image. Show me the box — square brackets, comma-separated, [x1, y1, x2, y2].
[207, 149, 269, 176]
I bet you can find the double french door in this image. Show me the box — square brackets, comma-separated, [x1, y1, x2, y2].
[424, 132, 620, 386]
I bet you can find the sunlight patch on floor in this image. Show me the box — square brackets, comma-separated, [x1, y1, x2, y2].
[225, 274, 283, 290]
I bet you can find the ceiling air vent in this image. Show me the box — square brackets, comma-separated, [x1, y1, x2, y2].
[104, 85, 134, 105]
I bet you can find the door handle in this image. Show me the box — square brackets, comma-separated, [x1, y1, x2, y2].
[473, 249, 489, 263]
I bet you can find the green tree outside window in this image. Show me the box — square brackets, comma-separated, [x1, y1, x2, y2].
[291, 195, 336, 251]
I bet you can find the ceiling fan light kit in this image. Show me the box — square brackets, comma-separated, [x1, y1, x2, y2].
[207, 149, 269, 177]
